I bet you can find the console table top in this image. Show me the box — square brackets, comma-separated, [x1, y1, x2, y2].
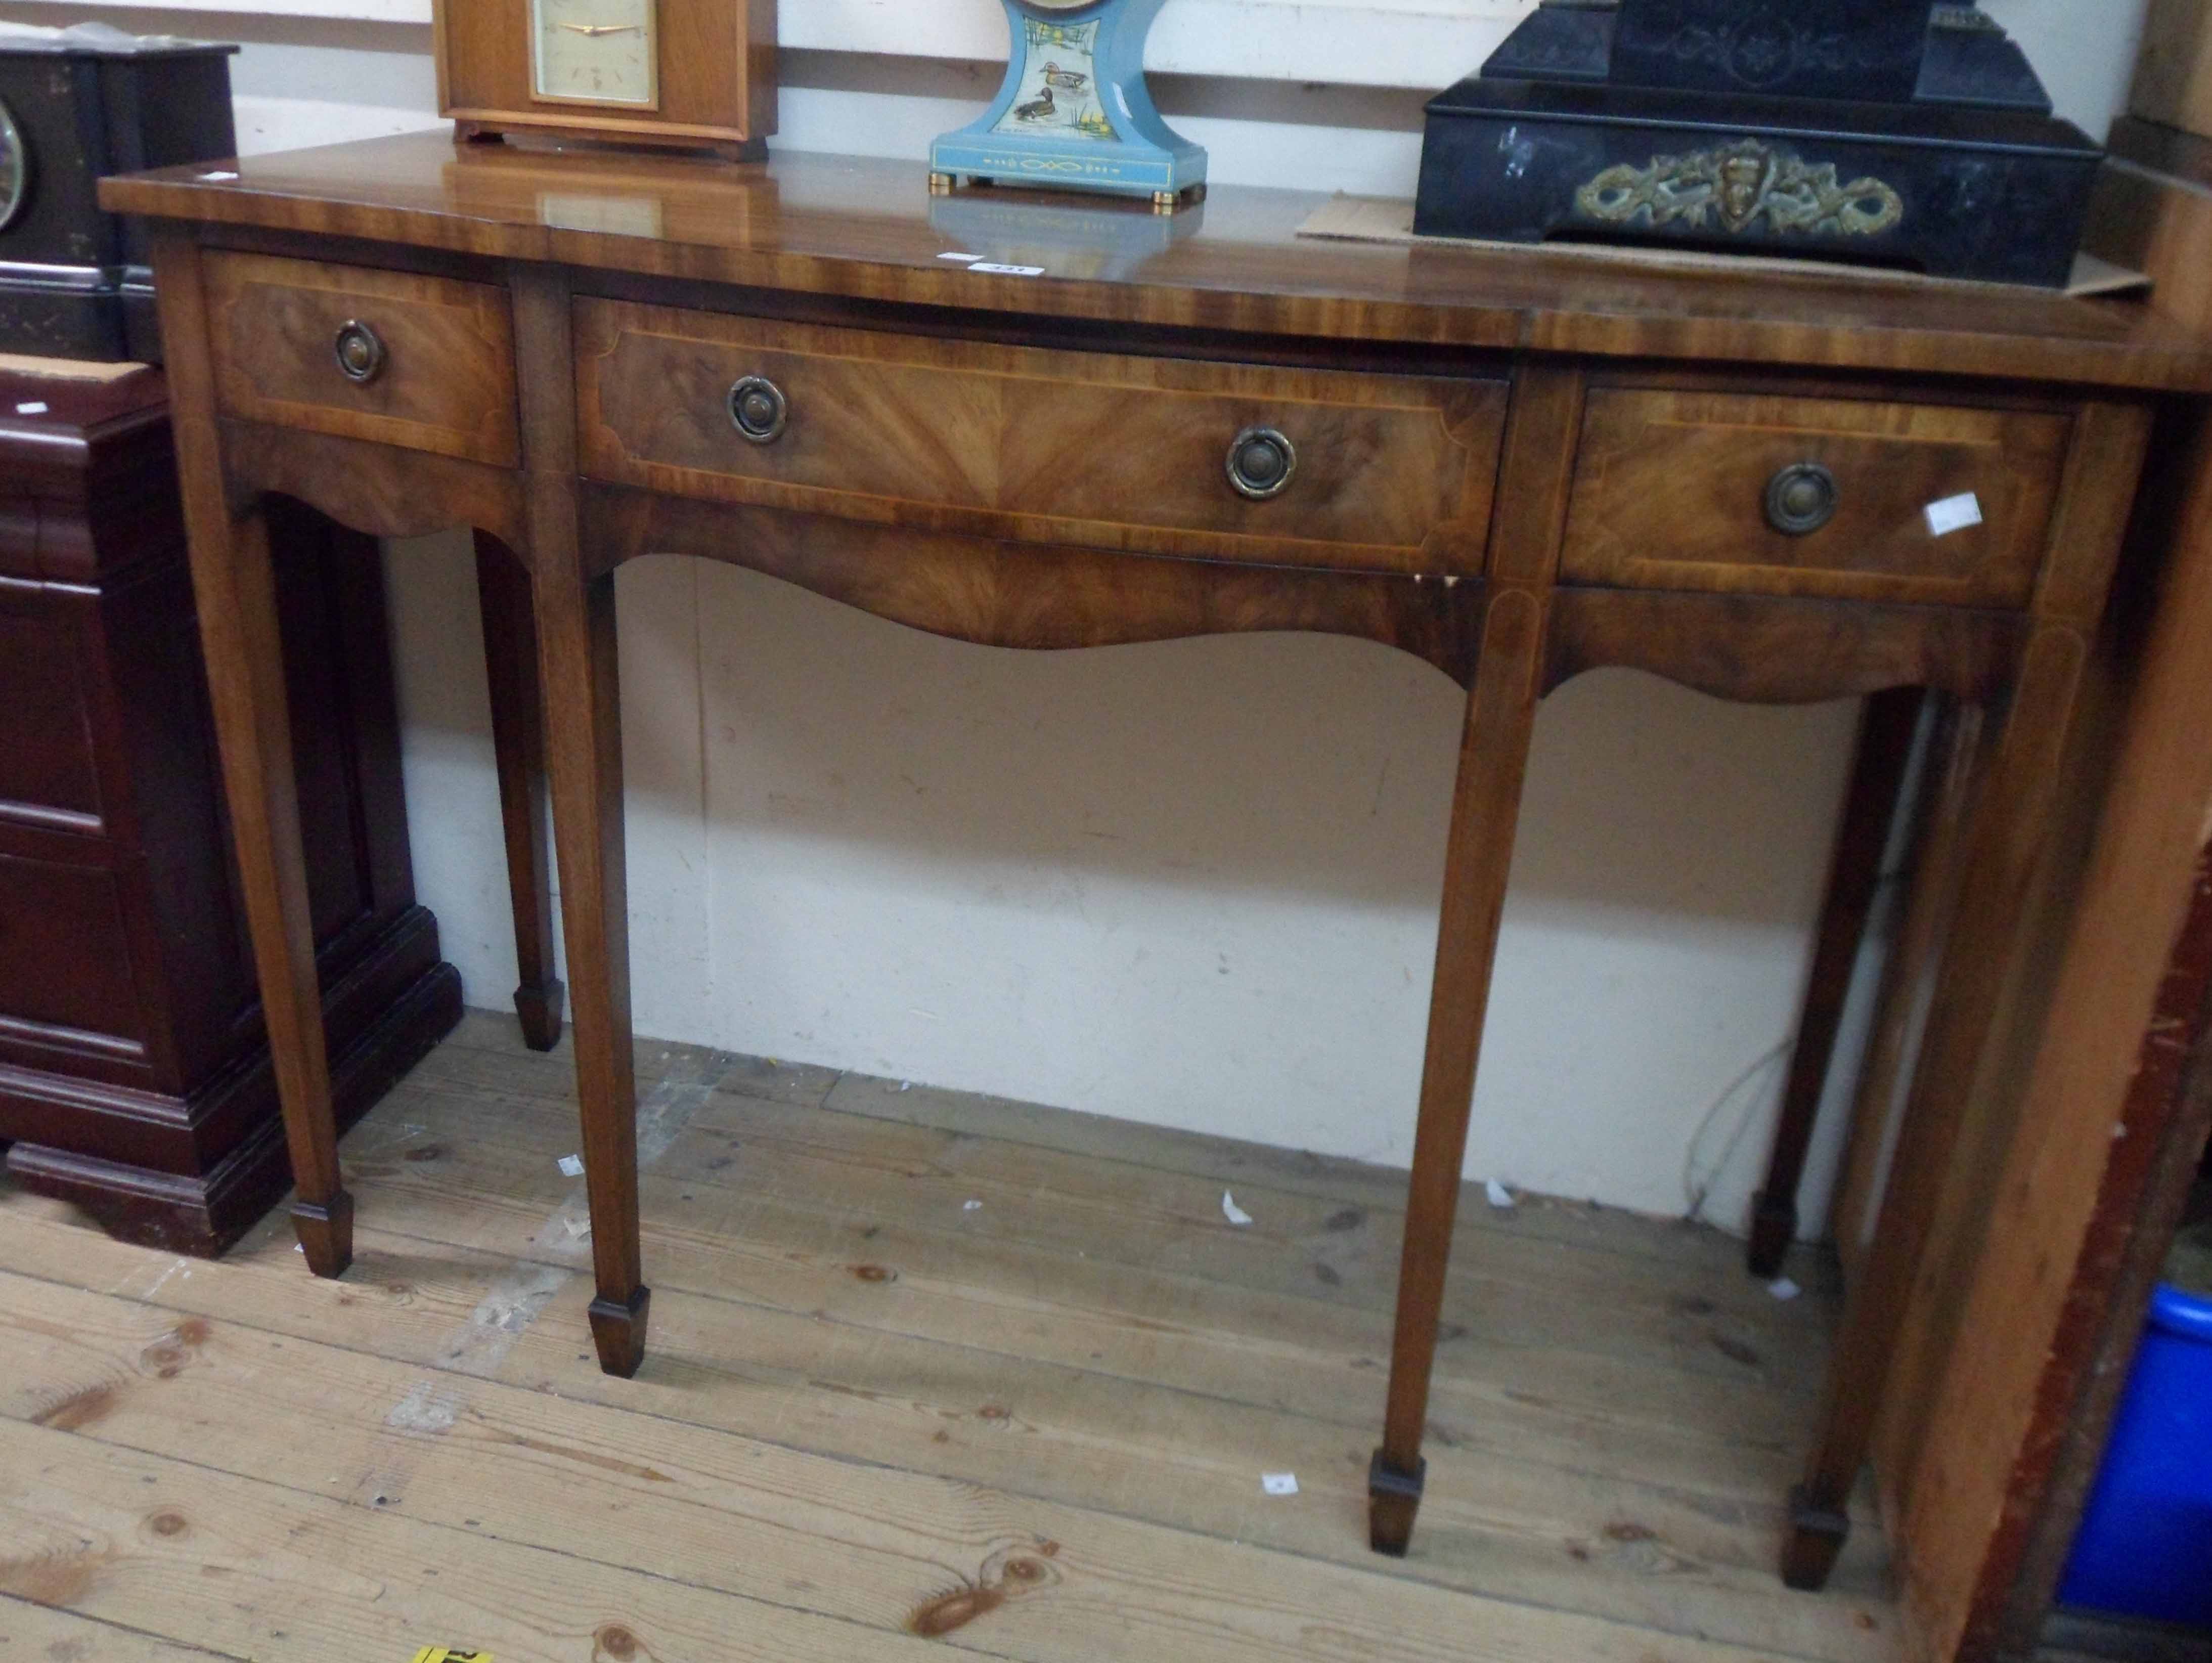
[101, 131, 2212, 392]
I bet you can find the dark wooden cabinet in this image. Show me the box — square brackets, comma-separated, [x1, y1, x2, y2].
[0, 362, 460, 1254]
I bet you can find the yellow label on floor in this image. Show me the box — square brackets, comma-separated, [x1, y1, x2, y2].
[410, 1649, 491, 1663]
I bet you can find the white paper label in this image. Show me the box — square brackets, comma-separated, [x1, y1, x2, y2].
[936, 251, 983, 262]
[14, 401, 47, 415]
[1925, 493, 1984, 538]
[969, 262, 1045, 277]
[557, 1154, 585, 1177]
[1261, 1473, 1300, 1496]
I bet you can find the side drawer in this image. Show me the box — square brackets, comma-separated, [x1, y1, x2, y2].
[0, 607, 102, 836]
[1561, 386, 2073, 606]
[0, 850, 145, 1060]
[574, 300, 1508, 575]
[202, 252, 520, 467]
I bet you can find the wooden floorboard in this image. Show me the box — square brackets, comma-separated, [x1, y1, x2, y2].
[0, 1010, 1898, 1663]
[0, 1592, 246, 1660]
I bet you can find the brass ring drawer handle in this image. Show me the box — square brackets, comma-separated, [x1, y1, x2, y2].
[1227, 426, 1297, 501]
[728, 375, 789, 445]
[332, 319, 386, 385]
[1765, 462, 1838, 536]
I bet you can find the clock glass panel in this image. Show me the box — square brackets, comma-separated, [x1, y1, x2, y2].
[530, 0, 658, 109]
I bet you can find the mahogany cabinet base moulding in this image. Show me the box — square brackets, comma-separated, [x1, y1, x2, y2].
[98, 135, 2212, 1646]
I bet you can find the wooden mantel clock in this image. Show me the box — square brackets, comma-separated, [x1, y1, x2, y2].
[432, 0, 774, 159]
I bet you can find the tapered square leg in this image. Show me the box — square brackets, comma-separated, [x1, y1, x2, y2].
[511, 267, 652, 1380]
[1782, 1484, 1851, 1591]
[476, 532, 565, 1054]
[512, 979, 567, 1053]
[588, 1286, 651, 1378]
[291, 1191, 355, 1279]
[1372, 367, 1582, 1563]
[1784, 405, 2151, 1595]
[1748, 687, 1922, 1280]
[1746, 1192, 1798, 1281]
[1367, 1451, 1427, 1557]
[155, 229, 350, 1283]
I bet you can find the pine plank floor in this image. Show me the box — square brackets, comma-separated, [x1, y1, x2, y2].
[0, 1010, 1898, 1663]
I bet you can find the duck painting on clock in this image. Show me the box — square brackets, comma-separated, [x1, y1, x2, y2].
[932, 0, 1205, 210]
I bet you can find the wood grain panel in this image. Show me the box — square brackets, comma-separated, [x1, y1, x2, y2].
[1545, 590, 2023, 706]
[576, 298, 1506, 575]
[1562, 388, 2073, 605]
[217, 419, 530, 554]
[585, 484, 1476, 684]
[202, 252, 519, 467]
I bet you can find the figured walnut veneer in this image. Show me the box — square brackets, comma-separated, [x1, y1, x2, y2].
[576, 300, 1507, 575]
[100, 135, 2212, 1634]
[203, 252, 520, 466]
[1562, 386, 2074, 606]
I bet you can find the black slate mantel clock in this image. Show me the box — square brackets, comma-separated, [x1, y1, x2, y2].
[0, 23, 238, 361]
[1413, 0, 2103, 288]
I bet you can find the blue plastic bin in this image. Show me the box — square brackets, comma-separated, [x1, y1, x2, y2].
[2060, 1282, 2212, 1625]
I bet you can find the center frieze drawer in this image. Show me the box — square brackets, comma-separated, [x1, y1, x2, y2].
[574, 300, 1508, 575]
[1561, 386, 2074, 607]
[202, 252, 520, 468]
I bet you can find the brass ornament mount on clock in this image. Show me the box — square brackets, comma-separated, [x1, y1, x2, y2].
[432, 0, 775, 160]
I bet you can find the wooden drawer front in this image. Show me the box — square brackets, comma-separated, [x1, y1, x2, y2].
[576, 301, 1506, 574]
[1561, 388, 2073, 606]
[0, 611, 102, 835]
[0, 853, 143, 1056]
[204, 252, 519, 467]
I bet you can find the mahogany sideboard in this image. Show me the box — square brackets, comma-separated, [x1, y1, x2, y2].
[0, 359, 462, 1254]
[98, 133, 2212, 1601]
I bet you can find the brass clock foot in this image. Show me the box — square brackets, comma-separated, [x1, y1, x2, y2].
[929, 171, 953, 195]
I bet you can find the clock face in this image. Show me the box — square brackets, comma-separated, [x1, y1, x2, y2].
[0, 98, 25, 233]
[529, 0, 658, 109]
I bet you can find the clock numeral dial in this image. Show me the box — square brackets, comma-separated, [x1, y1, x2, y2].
[529, 0, 658, 108]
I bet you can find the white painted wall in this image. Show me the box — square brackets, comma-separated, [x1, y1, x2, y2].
[15, 0, 2153, 1233]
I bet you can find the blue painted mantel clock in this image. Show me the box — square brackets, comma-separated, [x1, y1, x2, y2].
[931, 0, 1206, 211]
